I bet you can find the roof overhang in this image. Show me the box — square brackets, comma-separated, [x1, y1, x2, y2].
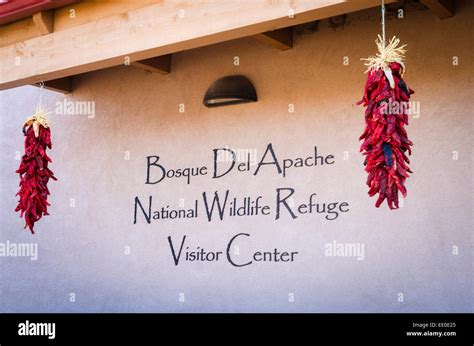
[0, 0, 413, 91]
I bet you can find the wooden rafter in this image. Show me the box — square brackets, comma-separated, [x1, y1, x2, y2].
[131, 55, 172, 74]
[0, 10, 55, 47]
[420, 0, 454, 19]
[253, 27, 293, 51]
[32, 10, 54, 35]
[33, 77, 73, 94]
[0, 1, 161, 47]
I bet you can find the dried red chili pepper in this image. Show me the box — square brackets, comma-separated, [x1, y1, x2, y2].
[15, 117, 57, 233]
[358, 36, 414, 209]
[358, 61, 414, 209]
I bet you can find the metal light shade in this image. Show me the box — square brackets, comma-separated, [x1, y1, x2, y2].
[203, 75, 257, 107]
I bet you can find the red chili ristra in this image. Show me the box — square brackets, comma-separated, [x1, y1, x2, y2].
[15, 124, 57, 233]
[357, 62, 414, 209]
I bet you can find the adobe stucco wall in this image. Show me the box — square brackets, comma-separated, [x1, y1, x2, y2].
[0, 2, 472, 312]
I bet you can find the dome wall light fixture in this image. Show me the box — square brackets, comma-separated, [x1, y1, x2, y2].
[203, 75, 257, 108]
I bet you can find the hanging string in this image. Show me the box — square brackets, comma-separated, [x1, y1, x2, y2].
[38, 80, 44, 107]
[25, 80, 50, 135]
[381, 0, 386, 48]
[362, 0, 406, 77]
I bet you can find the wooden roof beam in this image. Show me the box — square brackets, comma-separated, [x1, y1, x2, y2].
[33, 76, 73, 94]
[31, 55, 172, 94]
[32, 10, 55, 35]
[0, 1, 161, 47]
[131, 55, 172, 74]
[420, 0, 454, 19]
[253, 27, 293, 51]
[0, 10, 55, 47]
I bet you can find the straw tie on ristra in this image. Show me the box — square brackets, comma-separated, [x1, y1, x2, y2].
[357, 1, 414, 209]
[15, 82, 57, 233]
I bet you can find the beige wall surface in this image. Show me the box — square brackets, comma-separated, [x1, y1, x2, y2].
[0, 1, 472, 312]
